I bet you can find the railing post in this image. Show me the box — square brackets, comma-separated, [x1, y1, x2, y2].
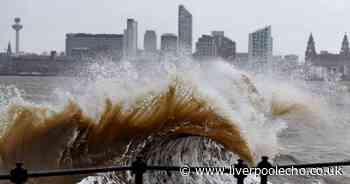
[10, 163, 28, 184]
[257, 156, 273, 184]
[132, 157, 147, 184]
[233, 159, 248, 184]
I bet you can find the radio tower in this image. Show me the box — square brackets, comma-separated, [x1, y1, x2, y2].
[12, 17, 23, 54]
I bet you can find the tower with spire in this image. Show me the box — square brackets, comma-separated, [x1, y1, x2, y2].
[306, 32, 350, 80]
[7, 41, 12, 56]
[305, 33, 317, 61]
[340, 33, 349, 56]
[12, 17, 23, 54]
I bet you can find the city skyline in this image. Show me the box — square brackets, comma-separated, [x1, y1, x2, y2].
[1, 0, 350, 56]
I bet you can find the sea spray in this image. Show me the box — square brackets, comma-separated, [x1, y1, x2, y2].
[0, 58, 348, 183]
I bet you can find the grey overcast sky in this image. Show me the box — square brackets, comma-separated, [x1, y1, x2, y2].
[1, 0, 349, 57]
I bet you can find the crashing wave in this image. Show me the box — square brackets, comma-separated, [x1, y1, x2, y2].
[0, 59, 328, 184]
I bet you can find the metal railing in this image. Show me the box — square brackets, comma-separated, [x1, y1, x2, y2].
[1, 156, 349, 184]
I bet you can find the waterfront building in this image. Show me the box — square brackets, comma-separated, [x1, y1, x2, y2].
[305, 33, 350, 80]
[65, 33, 124, 58]
[194, 31, 236, 61]
[0, 52, 75, 75]
[248, 26, 273, 63]
[124, 18, 138, 57]
[212, 31, 236, 60]
[178, 5, 193, 54]
[161, 33, 178, 53]
[195, 35, 216, 57]
[144, 30, 157, 52]
[284, 54, 299, 63]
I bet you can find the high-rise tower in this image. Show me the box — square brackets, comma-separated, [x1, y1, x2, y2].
[305, 33, 317, 61]
[178, 5, 192, 54]
[124, 18, 138, 57]
[144, 30, 157, 52]
[248, 26, 273, 62]
[161, 33, 178, 52]
[340, 33, 349, 56]
[12, 17, 23, 54]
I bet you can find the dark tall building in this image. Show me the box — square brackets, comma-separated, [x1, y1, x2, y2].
[144, 30, 157, 52]
[305, 33, 350, 80]
[305, 33, 317, 61]
[7, 42, 12, 56]
[178, 5, 193, 54]
[340, 34, 350, 56]
[161, 33, 178, 52]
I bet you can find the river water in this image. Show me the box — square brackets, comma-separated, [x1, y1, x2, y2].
[0, 60, 349, 184]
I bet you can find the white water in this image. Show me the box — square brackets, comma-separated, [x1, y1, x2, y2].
[0, 57, 349, 184]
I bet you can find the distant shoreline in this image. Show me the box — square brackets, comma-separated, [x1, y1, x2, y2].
[0, 73, 66, 77]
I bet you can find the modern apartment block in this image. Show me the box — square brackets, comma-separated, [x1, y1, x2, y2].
[195, 35, 216, 57]
[212, 31, 236, 60]
[248, 26, 273, 63]
[195, 31, 236, 60]
[144, 30, 157, 52]
[124, 18, 138, 57]
[178, 5, 193, 54]
[161, 33, 178, 52]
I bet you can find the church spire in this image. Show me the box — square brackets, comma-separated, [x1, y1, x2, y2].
[7, 41, 12, 55]
[305, 33, 317, 61]
[340, 33, 349, 56]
